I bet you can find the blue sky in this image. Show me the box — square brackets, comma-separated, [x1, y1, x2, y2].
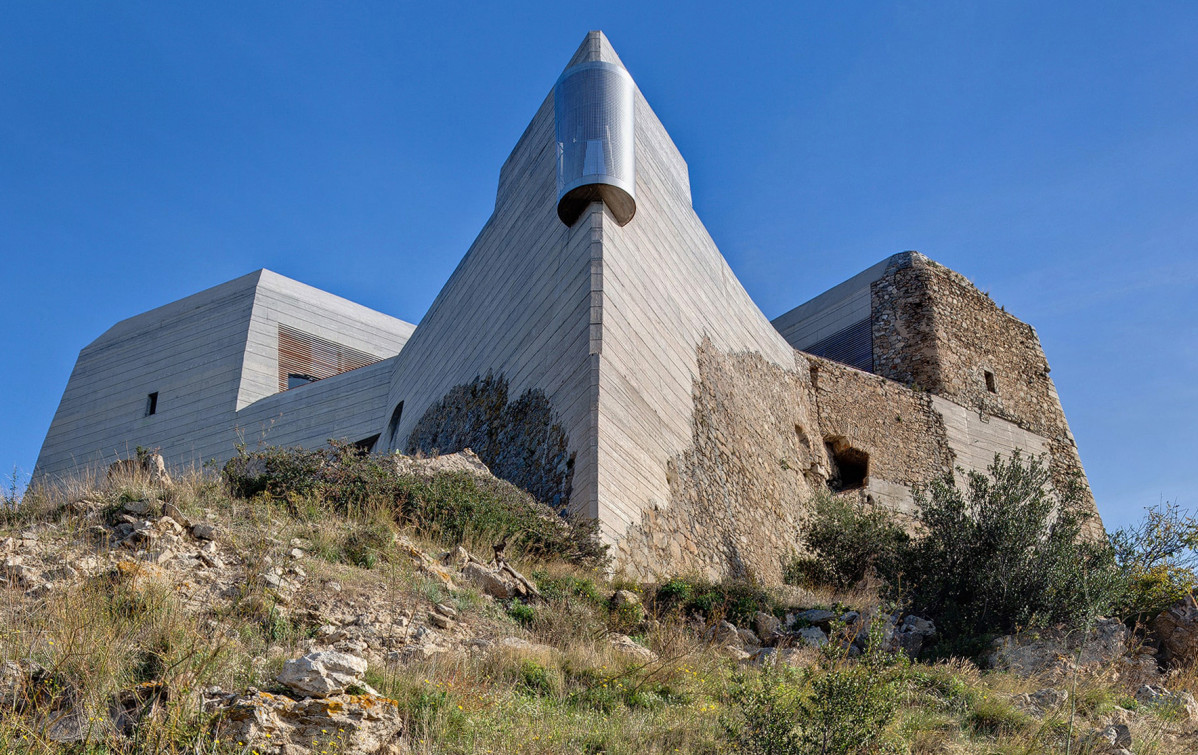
[2, 2, 1194, 529]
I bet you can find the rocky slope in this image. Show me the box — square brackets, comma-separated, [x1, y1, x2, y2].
[2, 453, 1197, 754]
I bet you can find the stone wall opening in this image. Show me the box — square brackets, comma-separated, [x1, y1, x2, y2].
[984, 369, 997, 394]
[825, 436, 869, 492]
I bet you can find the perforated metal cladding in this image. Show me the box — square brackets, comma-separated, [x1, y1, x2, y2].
[277, 324, 381, 392]
[555, 61, 636, 226]
[804, 318, 874, 373]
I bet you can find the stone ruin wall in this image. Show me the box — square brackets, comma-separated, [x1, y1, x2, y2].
[870, 253, 1096, 526]
[807, 353, 955, 515]
[615, 341, 953, 582]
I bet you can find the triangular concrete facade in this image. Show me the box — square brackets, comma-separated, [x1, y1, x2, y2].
[380, 32, 795, 547]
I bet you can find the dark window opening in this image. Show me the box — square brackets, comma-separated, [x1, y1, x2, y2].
[825, 437, 869, 492]
[352, 434, 380, 454]
[385, 401, 404, 451]
[145, 392, 158, 417]
[984, 370, 997, 394]
[287, 373, 318, 390]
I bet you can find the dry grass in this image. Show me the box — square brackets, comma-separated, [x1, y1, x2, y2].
[2, 467, 1198, 753]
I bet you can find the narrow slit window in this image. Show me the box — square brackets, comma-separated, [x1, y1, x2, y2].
[984, 370, 997, 394]
[145, 392, 158, 416]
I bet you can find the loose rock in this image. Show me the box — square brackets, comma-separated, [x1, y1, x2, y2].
[207, 689, 404, 755]
[276, 651, 371, 698]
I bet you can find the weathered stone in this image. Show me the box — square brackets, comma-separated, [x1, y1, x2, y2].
[607, 633, 657, 662]
[461, 561, 515, 599]
[276, 651, 370, 698]
[398, 537, 458, 591]
[1153, 595, 1198, 667]
[793, 609, 836, 631]
[190, 523, 216, 541]
[737, 628, 761, 648]
[1136, 685, 1198, 721]
[796, 626, 828, 648]
[892, 614, 936, 657]
[988, 617, 1128, 677]
[704, 620, 741, 647]
[1104, 724, 1132, 749]
[1013, 687, 1069, 717]
[107, 452, 172, 486]
[207, 689, 403, 755]
[754, 611, 782, 643]
[122, 500, 156, 517]
[393, 449, 493, 478]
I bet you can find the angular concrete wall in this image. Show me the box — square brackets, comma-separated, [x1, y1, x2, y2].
[234, 356, 398, 451]
[237, 271, 414, 410]
[594, 82, 797, 543]
[378, 89, 603, 518]
[34, 271, 414, 484]
[34, 272, 261, 481]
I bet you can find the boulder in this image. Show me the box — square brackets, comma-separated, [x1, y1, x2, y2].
[1135, 684, 1198, 721]
[461, 561, 516, 599]
[207, 689, 404, 755]
[704, 620, 741, 647]
[1153, 595, 1198, 667]
[754, 611, 782, 644]
[190, 523, 216, 541]
[276, 651, 371, 698]
[737, 628, 761, 648]
[607, 633, 657, 662]
[892, 615, 936, 658]
[988, 617, 1129, 677]
[792, 609, 836, 631]
[796, 626, 828, 648]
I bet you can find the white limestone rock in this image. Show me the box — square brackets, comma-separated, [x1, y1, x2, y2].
[207, 688, 404, 755]
[276, 651, 371, 698]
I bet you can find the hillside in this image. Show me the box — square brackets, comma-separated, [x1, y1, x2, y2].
[2, 447, 1196, 754]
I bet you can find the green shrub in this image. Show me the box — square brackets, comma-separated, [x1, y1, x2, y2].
[798, 663, 903, 754]
[343, 520, 393, 569]
[721, 665, 805, 754]
[1110, 500, 1198, 622]
[785, 492, 909, 589]
[903, 452, 1118, 645]
[651, 576, 776, 625]
[531, 571, 606, 607]
[508, 601, 537, 627]
[965, 695, 1029, 736]
[515, 659, 559, 696]
[222, 443, 608, 568]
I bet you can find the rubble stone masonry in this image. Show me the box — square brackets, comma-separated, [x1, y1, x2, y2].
[870, 252, 1095, 522]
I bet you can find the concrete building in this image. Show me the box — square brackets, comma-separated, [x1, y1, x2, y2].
[33, 32, 1096, 580]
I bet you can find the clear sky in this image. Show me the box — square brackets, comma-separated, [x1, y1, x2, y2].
[2, 2, 1194, 529]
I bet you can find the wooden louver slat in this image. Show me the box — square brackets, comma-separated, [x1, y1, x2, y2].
[277, 324, 380, 392]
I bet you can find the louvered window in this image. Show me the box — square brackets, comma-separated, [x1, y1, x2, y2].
[277, 324, 380, 392]
[804, 317, 874, 373]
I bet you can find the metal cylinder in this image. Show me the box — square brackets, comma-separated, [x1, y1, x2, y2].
[554, 61, 636, 226]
